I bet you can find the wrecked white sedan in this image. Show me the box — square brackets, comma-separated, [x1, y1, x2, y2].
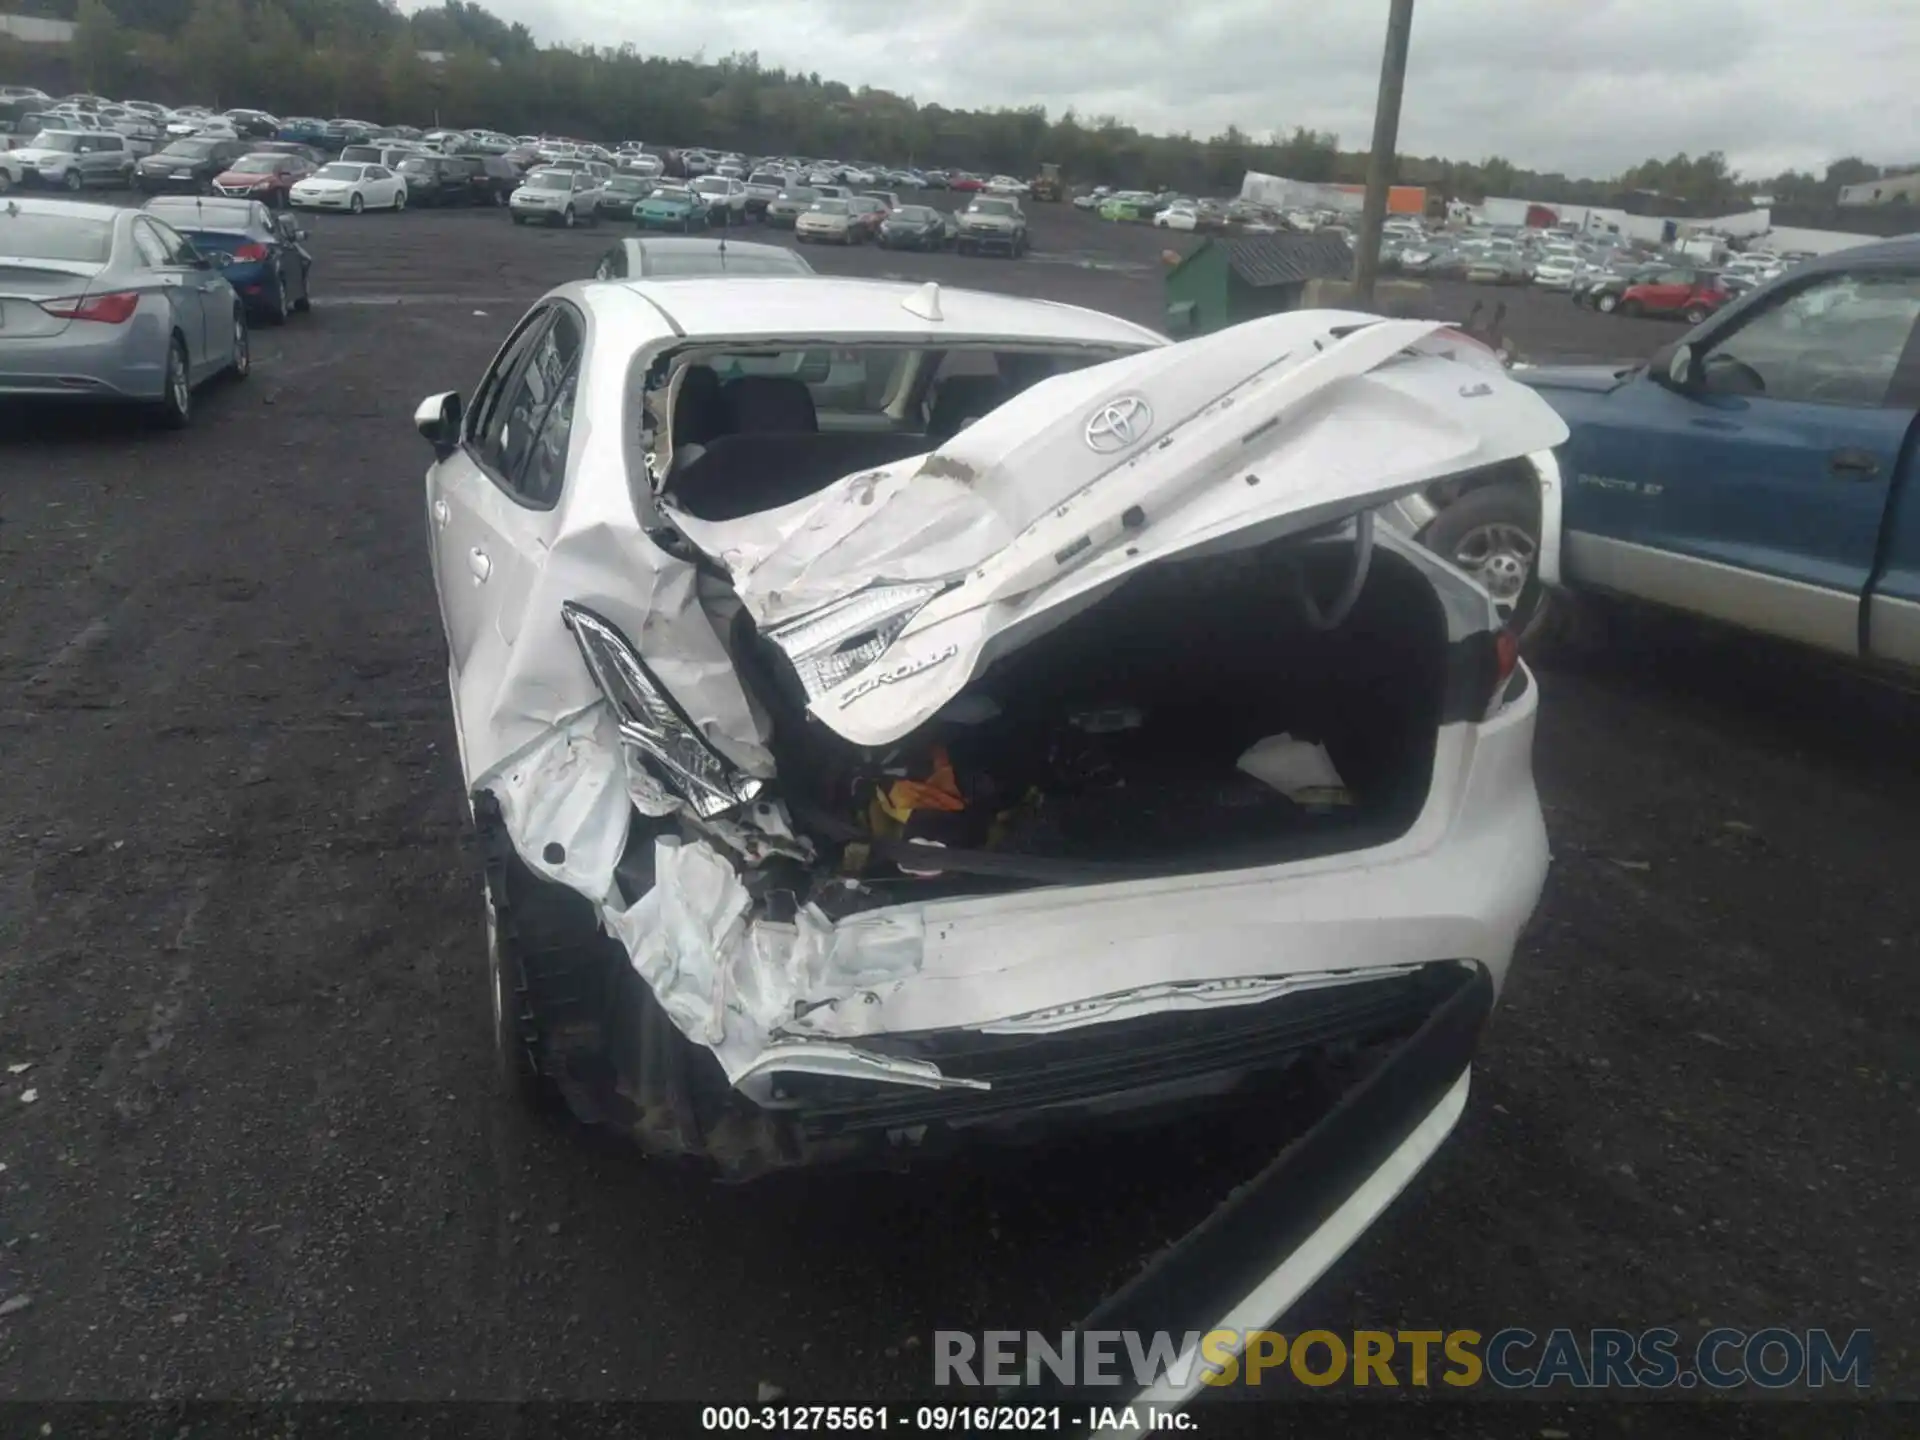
[415, 275, 1565, 1383]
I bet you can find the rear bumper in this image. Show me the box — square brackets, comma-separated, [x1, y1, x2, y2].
[1010, 964, 1490, 1424]
[0, 322, 166, 401]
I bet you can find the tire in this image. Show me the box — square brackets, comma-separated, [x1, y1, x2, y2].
[63, 168, 83, 193]
[491, 188, 506, 207]
[152, 335, 192, 430]
[1620, 299, 1643, 318]
[349, 192, 364, 214]
[485, 893, 555, 1112]
[0, 169, 12, 194]
[266, 267, 289, 326]
[1596, 293, 1618, 313]
[227, 308, 250, 380]
[1420, 483, 1550, 642]
[562, 206, 576, 228]
[393, 188, 406, 212]
[1683, 305, 1708, 325]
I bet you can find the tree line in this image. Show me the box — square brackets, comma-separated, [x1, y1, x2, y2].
[5, 0, 1909, 208]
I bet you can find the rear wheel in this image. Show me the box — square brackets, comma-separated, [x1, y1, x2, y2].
[266, 268, 289, 325]
[1683, 304, 1709, 324]
[152, 336, 192, 430]
[1421, 484, 1545, 640]
[1596, 293, 1618, 313]
[393, 188, 406, 212]
[227, 308, 250, 380]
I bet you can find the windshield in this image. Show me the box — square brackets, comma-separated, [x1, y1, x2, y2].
[525, 169, 571, 190]
[29, 131, 82, 152]
[692, 178, 728, 194]
[970, 199, 1016, 216]
[649, 187, 691, 204]
[748, 173, 783, 187]
[163, 141, 215, 159]
[778, 187, 817, 203]
[399, 159, 433, 174]
[0, 211, 113, 263]
[230, 156, 278, 174]
[314, 164, 360, 181]
[809, 200, 849, 214]
[891, 206, 936, 221]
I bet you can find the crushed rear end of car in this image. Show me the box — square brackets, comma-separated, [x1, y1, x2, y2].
[448, 305, 1565, 1409]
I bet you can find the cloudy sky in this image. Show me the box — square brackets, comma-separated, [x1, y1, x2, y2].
[413, 0, 1918, 180]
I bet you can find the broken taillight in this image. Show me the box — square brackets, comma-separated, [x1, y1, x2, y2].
[40, 291, 140, 324]
[560, 601, 763, 819]
[1495, 627, 1520, 685]
[1487, 627, 1523, 716]
[230, 242, 270, 263]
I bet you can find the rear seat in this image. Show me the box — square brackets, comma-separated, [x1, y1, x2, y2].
[666, 432, 935, 521]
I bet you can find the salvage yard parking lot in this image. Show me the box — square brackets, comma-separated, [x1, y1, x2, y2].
[1, 198, 1916, 1411]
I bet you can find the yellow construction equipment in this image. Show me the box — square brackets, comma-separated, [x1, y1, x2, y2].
[1030, 162, 1063, 202]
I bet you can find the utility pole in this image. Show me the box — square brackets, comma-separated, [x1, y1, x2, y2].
[1351, 0, 1416, 305]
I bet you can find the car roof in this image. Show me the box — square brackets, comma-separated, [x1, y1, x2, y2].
[593, 276, 1165, 348]
[1799, 233, 1920, 271]
[0, 195, 126, 222]
[144, 196, 260, 221]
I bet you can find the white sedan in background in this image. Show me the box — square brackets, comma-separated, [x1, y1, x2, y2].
[290, 161, 408, 214]
[983, 174, 1030, 196]
[1154, 202, 1200, 231]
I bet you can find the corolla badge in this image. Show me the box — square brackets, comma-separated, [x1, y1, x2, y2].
[1083, 394, 1153, 453]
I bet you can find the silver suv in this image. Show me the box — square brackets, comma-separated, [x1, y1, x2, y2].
[955, 195, 1029, 257]
[10, 129, 133, 191]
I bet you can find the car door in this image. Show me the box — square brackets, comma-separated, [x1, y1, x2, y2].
[131, 217, 211, 369]
[438, 304, 585, 764]
[1639, 268, 1695, 313]
[432, 305, 557, 679]
[1590, 266, 1920, 656]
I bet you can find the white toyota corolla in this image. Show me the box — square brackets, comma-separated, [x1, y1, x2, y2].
[413, 278, 1567, 1411]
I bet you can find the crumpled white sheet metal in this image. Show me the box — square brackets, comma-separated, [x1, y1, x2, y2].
[602, 838, 927, 1080]
[667, 309, 1570, 747]
[468, 308, 1565, 1087]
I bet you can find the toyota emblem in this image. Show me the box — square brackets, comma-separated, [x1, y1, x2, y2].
[1083, 394, 1153, 453]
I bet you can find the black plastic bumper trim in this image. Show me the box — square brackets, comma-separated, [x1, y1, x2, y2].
[1018, 958, 1493, 1406]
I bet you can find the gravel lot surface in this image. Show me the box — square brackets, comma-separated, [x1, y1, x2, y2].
[0, 197, 1913, 1428]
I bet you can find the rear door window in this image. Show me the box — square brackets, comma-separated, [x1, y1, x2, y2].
[498, 308, 584, 506]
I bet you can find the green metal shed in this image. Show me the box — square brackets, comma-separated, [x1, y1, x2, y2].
[1163, 233, 1357, 336]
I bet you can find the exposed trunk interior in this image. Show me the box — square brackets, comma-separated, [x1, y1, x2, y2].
[727, 531, 1459, 914]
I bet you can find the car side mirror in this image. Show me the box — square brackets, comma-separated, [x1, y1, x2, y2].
[1666, 342, 1695, 389]
[414, 391, 463, 459]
